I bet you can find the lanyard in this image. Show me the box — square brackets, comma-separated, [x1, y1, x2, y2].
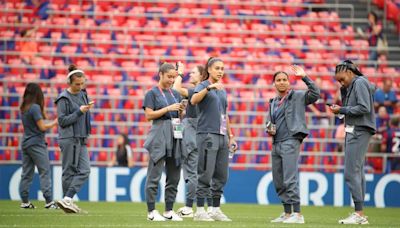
[277, 91, 289, 108]
[270, 90, 290, 123]
[158, 87, 178, 117]
[343, 78, 359, 107]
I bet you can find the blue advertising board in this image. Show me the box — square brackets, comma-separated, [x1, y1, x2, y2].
[1, 165, 399, 207]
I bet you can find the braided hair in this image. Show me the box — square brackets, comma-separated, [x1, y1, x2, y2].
[335, 60, 363, 76]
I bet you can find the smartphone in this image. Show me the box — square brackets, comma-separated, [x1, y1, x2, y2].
[326, 103, 333, 107]
[181, 99, 188, 106]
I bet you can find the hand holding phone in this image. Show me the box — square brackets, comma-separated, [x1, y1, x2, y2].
[181, 99, 188, 107]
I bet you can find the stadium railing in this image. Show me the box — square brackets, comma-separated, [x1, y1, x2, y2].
[1, 78, 399, 173]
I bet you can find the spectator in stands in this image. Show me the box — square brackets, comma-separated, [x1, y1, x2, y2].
[330, 60, 376, 225]
[173, 63, 205, 217]
[19, 83, 58, 210]
[143, 63, 184, 221]
[191, 57, 238, 222]
[266, 65, 319, 224]
[381, 117, 400, 171]
[108, 134, 134, 167]
[374, 78, 398, 114]
[19, 27, 38, 65]
[55, 64, 94, 214]
[357, 12, 382, 63]
[376, 106, 390, 133]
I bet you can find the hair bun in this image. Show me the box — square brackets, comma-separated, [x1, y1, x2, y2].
[68, 64, 78, 72]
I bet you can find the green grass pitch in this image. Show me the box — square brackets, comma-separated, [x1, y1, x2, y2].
[1, 200, 400, 227]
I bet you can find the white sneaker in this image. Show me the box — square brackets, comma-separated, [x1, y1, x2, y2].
[271, 212, 289, 223]
[163, 210, 183, 221]
[207, 206, 213, 214]
[177, 206, 193, 218]
[20, 202, 36, 209]
[56, 199, 78, 213]
[44, 201, 59, 209]
[338, 212, 369, 225]
[194, 211, 214, 221]
[283, 213, 305, 224]
[147, 210, 166, 221]
[209, 208, 232, 222]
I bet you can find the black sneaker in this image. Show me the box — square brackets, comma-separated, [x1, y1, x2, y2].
[45, 201, 59, 209]
[20, 202, 36, 209]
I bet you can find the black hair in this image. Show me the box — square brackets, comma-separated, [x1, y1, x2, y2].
[202, 57, 223, 81]
[273, 71, 289, 82]
[158, 62, 175, 74]
[20, 83, 46, 119]
[368, 11, 379, 24]
[119, 134, 130, 146]
[335, 60, 363, 76]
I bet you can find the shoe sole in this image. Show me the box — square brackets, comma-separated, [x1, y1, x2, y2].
[210, 216, 232, 222]
[283, 221, 305, 224]
[194, 218, 214, 222]
[56, 201, 77, 213]
[339, 221, 369, 225]
[147, 218, 166, 221]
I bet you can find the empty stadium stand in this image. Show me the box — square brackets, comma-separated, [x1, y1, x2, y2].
[1, 0, 399, 173]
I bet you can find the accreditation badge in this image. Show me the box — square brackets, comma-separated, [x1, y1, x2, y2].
[345, 125, 355, 134]
[172, 118, 183, 139]
[220, 114, 227, 135]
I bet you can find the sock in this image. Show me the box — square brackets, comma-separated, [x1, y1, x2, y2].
[196, 207, 205, 213]
[212, 207, 220, 213]
[64, 196, 72, 202]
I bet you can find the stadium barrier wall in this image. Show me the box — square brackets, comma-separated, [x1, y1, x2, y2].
[0, 165, 399, 208]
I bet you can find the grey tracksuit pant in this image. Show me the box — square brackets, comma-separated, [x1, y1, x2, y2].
[272, 139, 301, 213]
[59, 138, 90, 198]
[20, 144, 52, 203]
[182, 118, 199, 207]
[196, 133, 229, 208]
[344, 130, 372, 211]
[182, 148, 198, 207]
[146, 156, 181, 212]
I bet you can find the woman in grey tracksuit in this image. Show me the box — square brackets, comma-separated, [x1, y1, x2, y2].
[266, 65, 320, 224]
[191, 57, 238, 222]
[19, 83, 58, 209]
[55, 64, 93, 213]
[330, 60, 376, 225]
[173, 63, 204, 217]
[143, 63, 184, 221]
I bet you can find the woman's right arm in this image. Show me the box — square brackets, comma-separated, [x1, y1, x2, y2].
[144, 104, 182, 121]
[172, 75, 189, 97]
[191, 83, 223, 105]
[36, 118, 58, 132]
